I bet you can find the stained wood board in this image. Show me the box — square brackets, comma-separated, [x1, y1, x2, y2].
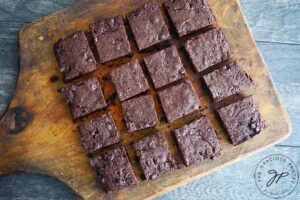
[0, 0, 291, 199]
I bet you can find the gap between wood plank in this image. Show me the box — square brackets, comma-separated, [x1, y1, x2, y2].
[276, 144, 300, 148]
[257, 40, 300, 46]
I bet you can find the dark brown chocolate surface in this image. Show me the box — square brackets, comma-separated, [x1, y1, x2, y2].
[121, 95, 159, 132]
[165, 0, 216, 37]
[90, 146, 138, 192]
[144, 46, 185, 88]
[158, 81, 200, 122]
[217, 96, 266, 146]
[78, 113, 122, 154]
[128, 2, 170, 51]
[203, 62, 253, 102]
[91, 16, 131, 63]
[61, 77, 107, 119]
[184, 28, 231, 73]
[54, 31, 97, 82]
[110, 60, 150, 101]
[174, 116, 221, 166]
[133, 131, 176, 180]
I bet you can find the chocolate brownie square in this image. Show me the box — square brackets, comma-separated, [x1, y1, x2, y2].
[165, 0, 216, 37]
[128, 2, 170, 51]
[54, 31, 97, 82]
[203, 62, 253, 102]
[121, 95, 158, 132]
[91, 16, 131, 63]
[78, 113, 122, 154]
[110, 60, 150, 101]
[144, 46, 185, 88]
[173, 116, 221, 166]
[133, 131, 176, 180]
[90, 146, 138, 192]
[158, 81, 200, 122]
[217, 96, 266, 146]
[61, 77, 106, 119]
[184, 28, 231, 73]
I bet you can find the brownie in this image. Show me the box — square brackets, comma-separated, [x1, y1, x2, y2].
[121, 95, 159, 132]
[128, 2, 170, 51]
[110, 60, 150, 101]
[78, 113, 122, 154]
[165, 0, 216, 37]
[133, 131, 176, 180]
[61, 77, 106, 119]
[158, 81, 200, 122]
[90, 146, 138, 192]
[203, 62, 253, 102]
[144, 46, 185, 88]
[217, 96, 266, 146]
[54, 32, 97, 82]
[91, 16, 131, 63]
[173, 116, 221, 166]
[184, 28, 231, 73]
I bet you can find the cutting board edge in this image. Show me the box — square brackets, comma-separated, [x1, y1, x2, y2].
[0, 0, 293, 199]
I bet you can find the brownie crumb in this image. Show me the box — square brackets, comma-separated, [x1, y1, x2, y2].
[50, 75, 59, 83]
[106, 92, 118, 105]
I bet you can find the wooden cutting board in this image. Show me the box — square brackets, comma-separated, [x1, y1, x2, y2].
[0, 0, 291, 199]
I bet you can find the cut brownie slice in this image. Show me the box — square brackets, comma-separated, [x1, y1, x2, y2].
[217, 96, 266, 146]
[121, 95, 158, 132]
[91, 16, 131, 63]
[54, 31, 97, 82]
[78, 113, 122, 154]
[173, 116, 221, 166]
[144, 46, 185, 88]
[128, 2, 170, 51]
[184, 28, 231, 73]
[158, 81, 200, 122]
[61, 77, 106, 119]
[203, 61, 253, 102]
[110, 60, 150, 101]
[165, 0, 216, 37]
[133, 131, 176, 180]
[90, 146, 138, 192]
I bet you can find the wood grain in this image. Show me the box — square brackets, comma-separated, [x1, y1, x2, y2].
[0, 0, 292, 200]
[1, 146, 299, 200]
[241, 0, 300, 44]
[256, 42, 300, 147]
[0, 172, 81, 200]
[157, 145, 300, 200]
[1, 0, 299, 145]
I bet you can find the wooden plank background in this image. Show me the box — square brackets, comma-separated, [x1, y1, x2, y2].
[0, 0, 299, 199]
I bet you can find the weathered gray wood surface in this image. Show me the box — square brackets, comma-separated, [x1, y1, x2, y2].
[0, 172, 80, 200]
[0, 0, 299, 199]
